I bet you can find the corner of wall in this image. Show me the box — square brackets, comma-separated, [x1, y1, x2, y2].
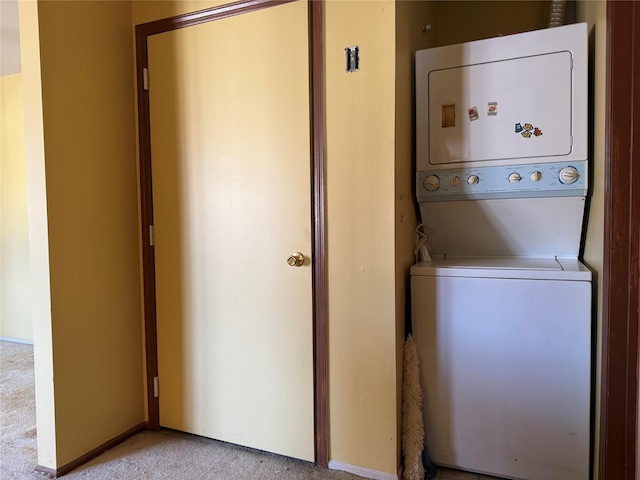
[18, 0, 58, 468]
[394, 0, 436, 472]
[20, 0, 145, 469]
[575, 3, 607, 478]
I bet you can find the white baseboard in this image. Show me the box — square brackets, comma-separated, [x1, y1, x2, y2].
[328, 460, 399, 480]
[0, 336, 34, 345]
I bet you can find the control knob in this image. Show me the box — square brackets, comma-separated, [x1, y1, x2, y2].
[508, 172, 521, 183]
[423, 175, 440, 191]
[450, 176, 461, 187]
[530, 171, 542, 182]
[559, 166, 579, 184]
[467, 175, 480, 185]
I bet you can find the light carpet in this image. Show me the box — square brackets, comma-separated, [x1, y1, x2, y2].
[1, 341, 364, 480]
[0, 341, 495, 480]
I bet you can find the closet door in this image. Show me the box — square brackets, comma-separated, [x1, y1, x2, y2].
[148, 1, 314, 461]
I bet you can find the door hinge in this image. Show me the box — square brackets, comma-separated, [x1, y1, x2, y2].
[153, 376, 159, 398]
[143, 67, 149, 91]
[149, 225, 155, 247]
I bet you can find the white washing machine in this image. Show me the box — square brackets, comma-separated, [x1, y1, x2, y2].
[412, 24, 592, 480]
[411, 257, 591, 480]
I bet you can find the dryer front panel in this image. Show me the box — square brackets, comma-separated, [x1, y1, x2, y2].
[427, 52, 573, 166]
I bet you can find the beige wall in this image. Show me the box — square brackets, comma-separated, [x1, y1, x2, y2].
[434, 1, 547, 46]
[20, 0, 144, 469]
[131, 0, 225, 24]
[325, 1, 398, 475]
[575, 3, 606, 478]
[19, 0, 57, 466]
[0, 73, 32, 342]
[394, 0, 436, 468]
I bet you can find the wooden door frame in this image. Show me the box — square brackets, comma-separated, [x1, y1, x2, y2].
[134, 0, 328, 466]
[600, 1, 640, 478]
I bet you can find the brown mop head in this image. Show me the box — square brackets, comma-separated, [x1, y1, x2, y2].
[401, 334, 425, 480]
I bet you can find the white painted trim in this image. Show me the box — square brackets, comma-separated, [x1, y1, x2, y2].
[328, 460, 398, 480]
[0, 336, 34, 345]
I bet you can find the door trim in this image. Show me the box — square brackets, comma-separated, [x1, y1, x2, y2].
[600, 1, 640, 478]
[134, 0, 328, 466]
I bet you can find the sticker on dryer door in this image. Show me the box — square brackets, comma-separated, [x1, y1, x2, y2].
[441, 104, 456, 128]
[467, 106, 479, 121]
[487, 102, 498, 116]
[515, 122, 542, 138]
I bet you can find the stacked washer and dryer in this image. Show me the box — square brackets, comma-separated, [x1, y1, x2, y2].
[411, 24, 591, 480]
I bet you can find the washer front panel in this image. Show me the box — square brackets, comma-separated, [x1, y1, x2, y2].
[411, 274, 591, 480]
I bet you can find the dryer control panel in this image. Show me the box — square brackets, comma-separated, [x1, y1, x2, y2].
[417, 160, 587, 202]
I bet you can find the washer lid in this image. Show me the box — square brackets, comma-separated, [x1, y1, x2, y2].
[436, 256, 561, 270]
[410, 256, 592, 281]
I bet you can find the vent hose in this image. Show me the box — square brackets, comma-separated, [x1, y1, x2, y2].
[548, 0, 567, 27]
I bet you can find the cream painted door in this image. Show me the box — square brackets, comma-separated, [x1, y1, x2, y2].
[147, 1, 314, 461]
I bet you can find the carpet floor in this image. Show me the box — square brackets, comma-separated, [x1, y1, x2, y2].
[0, 341, 368, 480]
[1, 341, 499, 480]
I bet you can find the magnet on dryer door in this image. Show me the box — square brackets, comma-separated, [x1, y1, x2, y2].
[515, 122, 542, 138]
[468, 106, 479, 121]
[442, 104, 456, 128]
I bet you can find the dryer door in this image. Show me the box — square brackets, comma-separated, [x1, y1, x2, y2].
[427, 51, 573, 166]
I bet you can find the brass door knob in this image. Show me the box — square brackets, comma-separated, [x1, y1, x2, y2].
[287, 252, 305, 267]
